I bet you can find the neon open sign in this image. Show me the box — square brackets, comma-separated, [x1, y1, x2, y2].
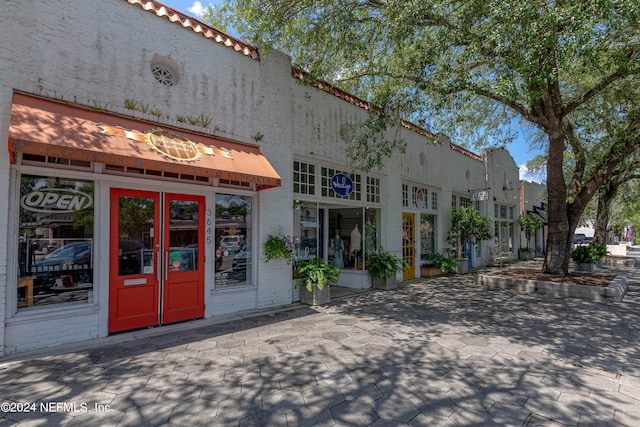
[21, 188, 93, 213]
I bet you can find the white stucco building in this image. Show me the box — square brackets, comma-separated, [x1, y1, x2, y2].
[0, 0, 521, 355]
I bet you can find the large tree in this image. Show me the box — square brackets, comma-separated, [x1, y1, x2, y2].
[207, 0, 640, 274]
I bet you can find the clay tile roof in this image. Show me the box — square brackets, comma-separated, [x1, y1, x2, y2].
[126, 0, 260, 60]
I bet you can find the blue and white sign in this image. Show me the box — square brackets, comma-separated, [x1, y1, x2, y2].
[330, 173, 354, 197]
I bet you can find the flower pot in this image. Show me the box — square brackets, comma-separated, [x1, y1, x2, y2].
[421, 266, 446, 278]
[455, 258, 469, 274]
[574, 263, 596, 273]
[300, 284, 330, 306]
[518, 250, 535, 260]
[372, 276, 397, 290]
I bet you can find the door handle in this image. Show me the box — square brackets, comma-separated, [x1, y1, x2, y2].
[156, 250, 161, 283]
[165, 251, 169, 281]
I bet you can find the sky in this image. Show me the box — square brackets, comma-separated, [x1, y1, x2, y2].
[160, 0, 545, 181]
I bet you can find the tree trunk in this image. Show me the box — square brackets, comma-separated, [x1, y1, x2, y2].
[543, 133, 570, 274]
[593, 188, 610, 244]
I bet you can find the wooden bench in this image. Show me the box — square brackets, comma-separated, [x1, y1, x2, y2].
[490, 249, 512, 267]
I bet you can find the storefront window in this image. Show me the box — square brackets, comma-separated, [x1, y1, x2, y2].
[293, 202, 318, 267]
[214, 193, 251, 287]
[328, 207, 380, 270]
[420, 214, 436, 263]
[17, 175, 94, 309]
[495, 221, 513, 253]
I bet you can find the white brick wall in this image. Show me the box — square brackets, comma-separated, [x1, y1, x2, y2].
[5, 311, 99, 354]
[0, 0, 520, 355]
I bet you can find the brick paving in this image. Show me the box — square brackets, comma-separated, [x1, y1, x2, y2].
[1, 253, 639, 426]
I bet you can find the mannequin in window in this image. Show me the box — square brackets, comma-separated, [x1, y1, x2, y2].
[350, 224, 362, 268]
[333, 230, 344, 268]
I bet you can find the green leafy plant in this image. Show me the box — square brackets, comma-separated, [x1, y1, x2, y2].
[570, 245, 598, 264]
[150, 108, 163, 118]
[124, 98, 139, 110]
[368, 249, 408, 279]
[424, 250, 457, 273]
[297, 256, 340, 291]
[589, 242, 609, 259]
[447, 206, 492, 258]
[264, 234, 294, 264]
[518, 214, 545, 250]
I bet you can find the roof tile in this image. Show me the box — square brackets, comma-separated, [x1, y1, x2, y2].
[126, 0, 260, 60]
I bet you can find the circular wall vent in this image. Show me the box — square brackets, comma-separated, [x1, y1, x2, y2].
[150, 63, 178, 86]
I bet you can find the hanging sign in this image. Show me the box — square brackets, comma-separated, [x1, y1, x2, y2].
[330, 173, 354, 197]
[471, 190, 489, 201]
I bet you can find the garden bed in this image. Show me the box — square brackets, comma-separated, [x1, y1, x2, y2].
[477, 268, 628, 302]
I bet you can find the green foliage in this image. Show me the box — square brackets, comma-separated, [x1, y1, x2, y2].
[447, 206, 492, 256]
[425, 250, 457, 273]
[589, 243, 609, 259]
[518, 214, 545, 249]
[570, 245, 598, 265]
[368, 249, 407, 279]
[264, 235, 294, 263]
[297, 256, 340, 291]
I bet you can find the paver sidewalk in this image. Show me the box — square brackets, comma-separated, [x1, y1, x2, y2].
[1, 257, 640, 426]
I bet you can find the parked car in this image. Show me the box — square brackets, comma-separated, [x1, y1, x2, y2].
[572, 234, 593, 245]
[32, 241, 92, 290]
[232, 246, 250, 271]
[219, 235, 243, 252]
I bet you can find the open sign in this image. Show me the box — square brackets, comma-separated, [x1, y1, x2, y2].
[21, 188, 93, 213]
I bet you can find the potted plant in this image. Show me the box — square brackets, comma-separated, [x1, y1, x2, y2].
[368, 249, 407, 290]
[570, 245, 598, 272]
[447, 206, 492, 274]
[297, 256, 340, 305]
[518, 214, 544, 260]
[589, 242, 609, 267]
[422, 250, 457, 277]
[264, 234, 294, 263]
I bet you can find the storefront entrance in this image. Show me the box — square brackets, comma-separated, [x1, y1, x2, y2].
[108, 189, 205, 333]
[402, 213, 416, 280]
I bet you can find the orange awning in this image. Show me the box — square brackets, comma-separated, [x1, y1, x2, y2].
[8, 93, 282, 190]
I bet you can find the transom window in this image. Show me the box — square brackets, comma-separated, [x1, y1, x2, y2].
[366, 177, 381, 203]
[293, 161, 316, 195]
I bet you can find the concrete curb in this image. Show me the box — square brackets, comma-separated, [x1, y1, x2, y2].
[478, 273, 629, 302]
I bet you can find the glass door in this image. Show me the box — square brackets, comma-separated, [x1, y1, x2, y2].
[109, 189, 204, 333]
[402, 213, 416, 280]
[162, 194, 205, 324]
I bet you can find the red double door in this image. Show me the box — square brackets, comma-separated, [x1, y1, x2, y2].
[109, 189, 205, 333]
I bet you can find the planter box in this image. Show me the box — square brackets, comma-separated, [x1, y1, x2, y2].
[421, 267, 447, 278]
[455, 258, 469, 274]
[575, 263, 596, 273]
[300, 285, 330, 306]
[372, 276, 397, 290]
[479, 273, 629, 302]
[518, 250, 535, 260]
[603, 256, 637, 267]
